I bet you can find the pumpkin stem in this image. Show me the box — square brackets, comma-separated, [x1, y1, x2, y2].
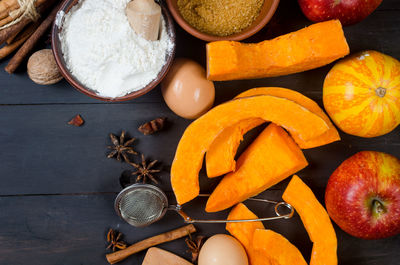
[375, 87, 386, 97]
[371, 199, 386, 218]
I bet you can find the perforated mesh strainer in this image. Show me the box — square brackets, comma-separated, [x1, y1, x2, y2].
[115, 184, 294, 227]
[115, 184, 168, 227]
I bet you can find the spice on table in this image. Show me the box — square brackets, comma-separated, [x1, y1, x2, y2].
[0, 0, 55, 45]
[5, 1, 62, 73]
[185, 233, 205, 263]
[0, 0, 20, 21]
[68, 114, 84, 126]
[106, 224, 197, 264]
[27, 49, 63, 85]
[177, 0, 264, 36]
[138, 117, 167, 135]
[0, 21, 38, 60]
[0, 0, 48, 29]
[0, 16, 30, 44]
[129, 154, 160, 184]
[106, 228, 128, 252]
[107, 131, 138, 162]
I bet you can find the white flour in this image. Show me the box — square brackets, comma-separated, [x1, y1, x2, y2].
[59, 0, 173, 98]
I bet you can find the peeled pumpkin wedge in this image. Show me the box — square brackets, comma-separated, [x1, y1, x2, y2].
[206, 118, 265, 178]
[236, 87, 340, 149]
[171, 95, 329, 205]
[282, 175, 337, 265]
[205, 87, 340, 179]
[206, 123, 308, 212]
[252, 229, 308, 265]
[207, 20, 349, 81]
[226, 203, 265, 261]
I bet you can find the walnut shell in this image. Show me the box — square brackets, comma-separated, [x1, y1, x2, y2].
[27, 49, 63, 85]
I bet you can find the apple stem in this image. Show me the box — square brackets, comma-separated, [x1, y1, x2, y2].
[372, 199, 386, 217]
[375, 87, 386, 97]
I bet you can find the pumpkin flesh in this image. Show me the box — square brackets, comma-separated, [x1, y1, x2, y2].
[171, 95, 329, 205]
[206, 123, 308, 212]
[206, 118, 265, 178]
[226, 203, 264, 265]
[236, 87, 340, 149]
[207, 20, 349, 81]
[282, 175, 337, 265]
[252, 229, 308, 265]
[205, 87, 339, 179]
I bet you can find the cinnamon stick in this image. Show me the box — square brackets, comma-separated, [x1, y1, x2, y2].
[5, 1, 61, 73]
[0, 0, 19, 20]
[0, 14, 14, 27]
[0, 14, 30, 44]
[106, 224, 196, 264]
[0, 0, 49, 20]
[0, 0, 53, 44]
[6, 21, 31, 44]
[0, 21, 37, 59]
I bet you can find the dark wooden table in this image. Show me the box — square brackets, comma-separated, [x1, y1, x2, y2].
[1, 0, 400, 264]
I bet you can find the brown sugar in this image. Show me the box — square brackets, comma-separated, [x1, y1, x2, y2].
[177, 0, 264, 36]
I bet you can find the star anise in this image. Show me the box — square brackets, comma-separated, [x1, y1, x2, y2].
[185, 233, 205, 263]
[106, 228, 127, 252]
[129, 154, 160, 184]
[107, 131, 137, 162]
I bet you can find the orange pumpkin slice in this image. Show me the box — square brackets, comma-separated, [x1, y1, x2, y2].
[226, 203, 264, 265]
[171, 95, 329, 205]
[207, 20, 349, 81]
[206, 118, 265, 178]
[282, 175, 337, 265]
[205, 87, 339, 178]
[236, 87, 340, 149]
[252, 229, 308, 265]
[206, 123, 308, 212]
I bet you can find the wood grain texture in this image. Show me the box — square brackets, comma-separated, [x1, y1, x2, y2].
[0, 103, 398, 195]
[0, 191, 399, 265]
[0, 0, 399, 264]
[0, 103, 190, 195]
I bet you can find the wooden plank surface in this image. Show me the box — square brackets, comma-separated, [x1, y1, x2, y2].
[0, 103, 398, 195]
[1, 191, 399, 265]
[0, 0, 400, 264]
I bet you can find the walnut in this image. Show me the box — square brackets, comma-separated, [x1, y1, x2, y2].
[27, 49, 63, 85]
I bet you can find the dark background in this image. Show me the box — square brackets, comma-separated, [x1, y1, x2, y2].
[1, 0, 400, 264]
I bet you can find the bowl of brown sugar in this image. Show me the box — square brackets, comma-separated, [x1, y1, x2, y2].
[166, 0, 280, 41]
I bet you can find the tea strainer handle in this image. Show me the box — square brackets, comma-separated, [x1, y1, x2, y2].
[170, 200, 294, 224]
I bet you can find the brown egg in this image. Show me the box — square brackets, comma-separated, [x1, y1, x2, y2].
[198, 234, 248, 265]
[161, 58, 215, 119]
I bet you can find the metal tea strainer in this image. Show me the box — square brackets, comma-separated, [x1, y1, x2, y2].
[114, 184, 294, 227]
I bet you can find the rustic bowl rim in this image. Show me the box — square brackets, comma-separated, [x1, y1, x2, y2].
[51, 0, 176, 102]
[165, 0, 280, 42]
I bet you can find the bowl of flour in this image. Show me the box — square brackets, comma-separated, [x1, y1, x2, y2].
[52, 0, 175, 101]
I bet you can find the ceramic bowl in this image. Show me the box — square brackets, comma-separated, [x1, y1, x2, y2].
[52, 0, 176, 102]
[166, 0, 280, 42]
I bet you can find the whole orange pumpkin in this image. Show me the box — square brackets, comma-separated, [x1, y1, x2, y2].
[323, 50, 400, 138]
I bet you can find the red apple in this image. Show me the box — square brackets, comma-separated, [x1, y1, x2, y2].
[325, 151, 400, 239]
[298, 0, 383, 26]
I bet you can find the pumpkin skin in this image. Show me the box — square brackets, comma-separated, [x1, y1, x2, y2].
[323, 50, 400, 138]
